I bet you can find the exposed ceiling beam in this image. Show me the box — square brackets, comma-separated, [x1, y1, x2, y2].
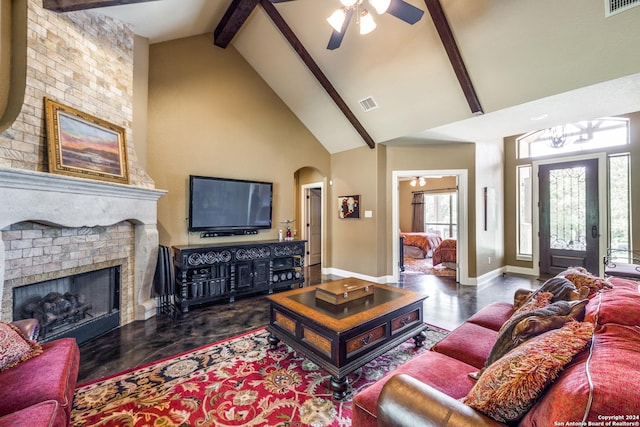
[42, 0, 159, 12]
[259, 0, 375, 148]
[423, 0, 483, 115]
[214, 0, 260, 48]
[213, 0, 375, 148]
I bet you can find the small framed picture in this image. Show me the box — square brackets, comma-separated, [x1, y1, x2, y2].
[338, 195, 360, 219]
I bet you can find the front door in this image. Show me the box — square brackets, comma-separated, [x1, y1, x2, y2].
[539, 158, 599, 276]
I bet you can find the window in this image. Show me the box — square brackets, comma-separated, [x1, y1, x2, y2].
[608, 154, 630, 251]
[517, 165, 532, 259]
[517, 118, 629, 159]
[424, 193, 457, 239]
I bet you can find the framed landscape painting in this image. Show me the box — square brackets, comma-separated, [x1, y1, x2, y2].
[44, 98, 129, 184]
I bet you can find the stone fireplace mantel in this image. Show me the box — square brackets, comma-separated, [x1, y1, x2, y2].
[1, 167, 166, 322]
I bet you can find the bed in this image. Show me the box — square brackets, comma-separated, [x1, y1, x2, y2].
[400, 232, 443, 259]
[432, 238, 457, 269]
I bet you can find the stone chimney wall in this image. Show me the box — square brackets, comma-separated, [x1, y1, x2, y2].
[0, 0, 163, 324]
[0, 0, 153, 188]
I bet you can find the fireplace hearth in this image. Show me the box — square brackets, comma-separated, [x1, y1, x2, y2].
[13, 266, 120, 344]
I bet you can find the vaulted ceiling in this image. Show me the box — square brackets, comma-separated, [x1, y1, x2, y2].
[45, 0, 640, 153]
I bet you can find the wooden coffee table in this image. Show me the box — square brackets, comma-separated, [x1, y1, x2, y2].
[266, 278, 428, 399]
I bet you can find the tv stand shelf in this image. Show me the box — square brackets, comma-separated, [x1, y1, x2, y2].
[172, 240, 306, 312]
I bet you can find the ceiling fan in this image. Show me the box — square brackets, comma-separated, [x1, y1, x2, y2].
[272, 0, 424, 50]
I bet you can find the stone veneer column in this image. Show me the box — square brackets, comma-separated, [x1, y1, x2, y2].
[135, 224, 160, 320]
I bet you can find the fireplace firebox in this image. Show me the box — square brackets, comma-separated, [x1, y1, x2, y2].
[12, 266, 120, 344]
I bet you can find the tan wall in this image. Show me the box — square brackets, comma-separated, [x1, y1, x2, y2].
[147, 34, 330, 248]
[387, 143, 478, 277]
[503, 112, 640, 268]
[474, 140, 504, 277]
[375, 145, 388, 277]
[329, 145, 385, 277]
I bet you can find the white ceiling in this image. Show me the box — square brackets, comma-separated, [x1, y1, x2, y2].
[96, 0, 640, 153]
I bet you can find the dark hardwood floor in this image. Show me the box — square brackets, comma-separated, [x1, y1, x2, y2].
[77, 266, 539, 384]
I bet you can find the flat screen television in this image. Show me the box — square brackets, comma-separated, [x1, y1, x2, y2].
[188, 175, 273, 234]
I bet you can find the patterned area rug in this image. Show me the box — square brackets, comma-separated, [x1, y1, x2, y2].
[403, 257, 457, 277]
[72, 325, 448, 427]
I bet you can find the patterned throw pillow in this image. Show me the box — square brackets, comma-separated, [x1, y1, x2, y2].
[562, 272, 612, 296]
[487, 299, 587, 367]
[464, 321, 594, 423]
[0, 321, 43, 371]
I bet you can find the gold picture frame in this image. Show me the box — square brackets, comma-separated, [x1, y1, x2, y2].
[44, 97, 129, 184]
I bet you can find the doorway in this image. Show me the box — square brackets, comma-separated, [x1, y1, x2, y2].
[392, 170, 469, 284]
[538, 158, 599, 276]
[532, 154, 607, 277]
[302, 183, 323, 268]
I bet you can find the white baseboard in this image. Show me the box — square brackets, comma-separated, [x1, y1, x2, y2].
[321, 267, 389, 284]
[505, 265, 538, 276]
[472, 266, 507, 288]
[320, 265, 535, 287]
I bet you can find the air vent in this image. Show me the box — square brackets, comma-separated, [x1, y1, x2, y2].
[605, 0, 640, 16]
[359, 96, 379, 112]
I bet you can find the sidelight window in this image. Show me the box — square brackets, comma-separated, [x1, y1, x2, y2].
[608, 154, 631, 251]
[517, 165, 532, 259]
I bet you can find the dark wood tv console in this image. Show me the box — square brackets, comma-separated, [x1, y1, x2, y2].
[172, 240, 306, 312]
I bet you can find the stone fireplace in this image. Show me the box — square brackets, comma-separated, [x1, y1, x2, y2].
[1, 0, 166, 331]
[1, 167, 166, 328]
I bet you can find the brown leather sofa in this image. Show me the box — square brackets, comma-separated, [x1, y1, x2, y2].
[377, 374, 503, 426]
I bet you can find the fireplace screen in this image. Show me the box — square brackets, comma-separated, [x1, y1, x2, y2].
[12, 266, 120, 344]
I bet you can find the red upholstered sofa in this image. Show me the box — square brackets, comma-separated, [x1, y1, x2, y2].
[0, 320, 80, 427]
[353, 275, 640, 426]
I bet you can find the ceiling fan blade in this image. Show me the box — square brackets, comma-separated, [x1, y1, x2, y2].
[327, 29, 346, 50]
[386, 0, 424, 24]
[327, 8, 354, 50]
[270, 0, 297, 3]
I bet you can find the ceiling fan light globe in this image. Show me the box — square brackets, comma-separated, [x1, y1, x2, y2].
[359, 10, 376, 34]
[369, 0, 391, 14]
[327, 9, 347, 32]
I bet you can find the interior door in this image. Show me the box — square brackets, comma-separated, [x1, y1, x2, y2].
[539, 158, 599, 276]
[307, 188, 322, 265]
